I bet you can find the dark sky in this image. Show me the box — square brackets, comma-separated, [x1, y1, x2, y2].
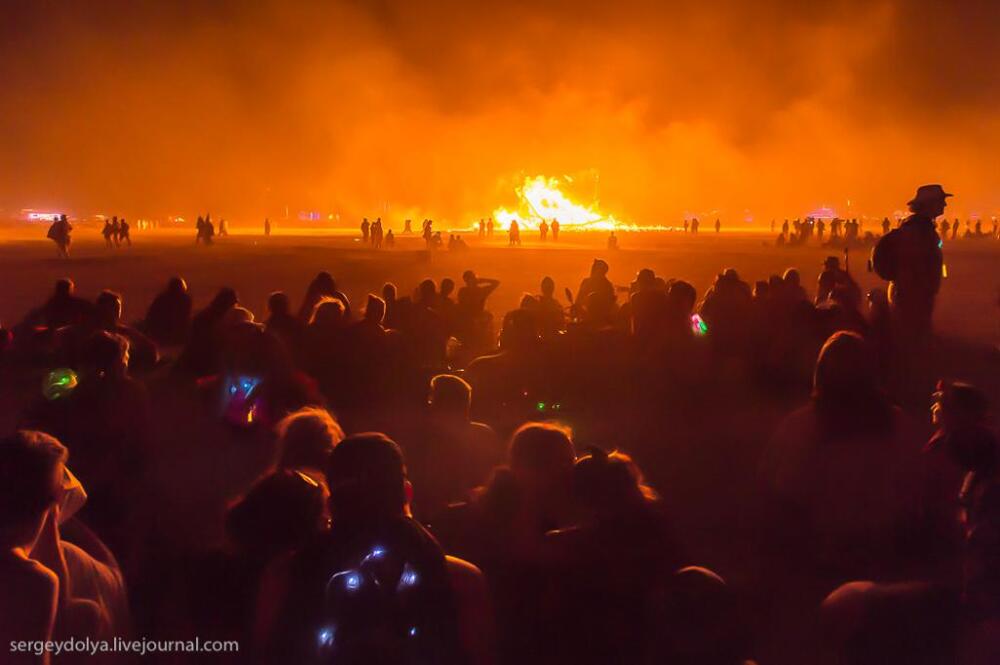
[1, 0, 997, 224]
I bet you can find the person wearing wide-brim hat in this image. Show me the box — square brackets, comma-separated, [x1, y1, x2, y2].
[907, 184, 953, 212]
[870, 184, 950, 342]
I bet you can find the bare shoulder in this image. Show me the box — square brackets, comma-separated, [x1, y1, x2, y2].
[1, 555, 59, 595]
[445, 554, 484, 581]
[444, 555, 487, 596]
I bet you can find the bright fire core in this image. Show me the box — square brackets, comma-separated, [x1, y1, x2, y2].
[492, 176, 623, 231]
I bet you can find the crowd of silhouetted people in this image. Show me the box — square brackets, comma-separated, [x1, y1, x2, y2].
[6, 185, 999, 664]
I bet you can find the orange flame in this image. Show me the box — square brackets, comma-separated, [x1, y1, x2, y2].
[492, 175, 623, 231]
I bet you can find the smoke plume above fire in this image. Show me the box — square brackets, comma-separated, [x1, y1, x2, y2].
[0, 0, 997, 225]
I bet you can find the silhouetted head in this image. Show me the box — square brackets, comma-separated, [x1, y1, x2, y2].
[440, 278, 455, 297]
[325, 433, 409, 521]
[667, 280, 697, 316]
[224, 306, 256, 327]
[276, 406, 345, 472]
[824, 256, 841, 270]
[167, 277, 187, 293]
[663, 567, 746, 665]
[310, 271, 337, 296]
[364, 294, 386, 324]
[509, 422, 575, 489]
[83, 331, 130, 378]
[382, 282, 397, 302]
[462, 270, 476, 286]
[267, 291, 291, 317]
[54, 278, 74, 298]
[95, 290, 123, 328]
[429, 374, 472, 420]
[590, 259, 609, 277]
[210, 287, 238, 312]
[722, 268, 740, 281]
[498, 308, 538, 353]
[813, 331, 878, 403]
[310, 298, 345, 327]
[0, 430, 67, 548]
[932, 380, 989, 431]
[225, 469, 326, 559]
[636, 268, 656, 288]
[573, 448, 654, 516]
[782, 268, 801, 287]
[417, 279, 436, 304]
[753, 280, 769, 299]
[540, 276, 555, 297]
[821, 581, 958, 665]
[907, 184, 952, 218]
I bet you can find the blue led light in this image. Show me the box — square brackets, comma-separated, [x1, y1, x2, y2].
[318, 627, 335, 648]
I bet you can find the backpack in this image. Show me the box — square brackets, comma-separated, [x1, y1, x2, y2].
[276, 519, 465, 665]
[871, 228, 899, 281]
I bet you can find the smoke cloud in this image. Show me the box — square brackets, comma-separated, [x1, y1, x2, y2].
[1, 0, 997, 224]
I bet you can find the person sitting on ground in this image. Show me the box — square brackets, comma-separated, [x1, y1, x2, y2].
[92, 290, 158, 371]
[254, 433, 495, 665]
[575, 259, 615, 315]
[456, 271, 500, 350]
[264, 291, 305, 353]
[142, 277, 192, 348]
[273, 406, 345, 482]
[535, 277, 565, 338]
[544, 448, 687, 665]
[434, 422, 575, 665]
[761, 331, 928, 591]
[183, 469, 328, 661]
[297, 272, 351, 323]
[176, 287, 239, 377]
[22, 332, 152, 561]
[405, 374, 503, 520]
[22, 279, 94, 332]
[0, 431, 130, 658]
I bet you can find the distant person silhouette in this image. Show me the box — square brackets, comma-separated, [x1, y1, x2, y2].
[264, 218, 271, 236]
[539, 219, 549, 241]
[508, 220, 521, 246]
[119, 218, 131, 246]
[715, 218, 721, 233]
[550, 219, 559, 241]
[102, 218, 115, 248]
[607, 231, 619, 250]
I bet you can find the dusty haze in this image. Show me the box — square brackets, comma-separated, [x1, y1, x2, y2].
[1, 0, 997, 225]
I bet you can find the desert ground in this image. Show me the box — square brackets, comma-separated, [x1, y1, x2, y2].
[2, 226, 997, 348]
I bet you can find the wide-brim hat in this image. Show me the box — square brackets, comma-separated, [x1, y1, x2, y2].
[908, 184, 953, 207]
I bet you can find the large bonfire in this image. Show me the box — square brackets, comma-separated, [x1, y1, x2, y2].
[492, 175, 623, 231]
